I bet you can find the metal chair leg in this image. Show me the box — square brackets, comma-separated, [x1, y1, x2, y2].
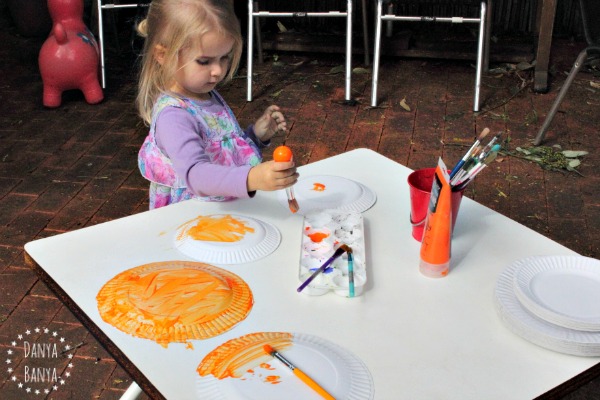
[246, 0, 254, 102]
[97, 0, 106, 88]
[370, 0, 383, 107]
[534, 48, 589, 145]
[473, 0, 487, 112]
[345, 0, 353, 101]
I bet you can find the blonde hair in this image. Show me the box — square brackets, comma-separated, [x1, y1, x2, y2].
[136, 0, 242, 124]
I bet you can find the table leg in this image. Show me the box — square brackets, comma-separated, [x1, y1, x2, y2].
[119, 382, 142, 400]
[534, 0, 557, 93]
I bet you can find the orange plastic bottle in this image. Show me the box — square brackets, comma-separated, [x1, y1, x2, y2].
[419, 161, 452, 277]
[273, 146, 299, 213]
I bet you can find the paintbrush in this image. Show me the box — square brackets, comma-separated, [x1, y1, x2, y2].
[347, 249, 355, 298]
[453, 144, 502, 190]
[449, 128, 490, 179]
[263, 344, 335, 400]
[286, 187, 300, 214]
[476, 133, 501, 162]
[297, 244, 351, 293]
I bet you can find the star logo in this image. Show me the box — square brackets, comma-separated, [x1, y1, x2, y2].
[4, 327, 77, 397]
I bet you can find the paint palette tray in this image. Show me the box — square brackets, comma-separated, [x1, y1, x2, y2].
[299, 210, 367, 296]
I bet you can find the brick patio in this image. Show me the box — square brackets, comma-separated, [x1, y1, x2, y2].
[1, 4, 599, 399]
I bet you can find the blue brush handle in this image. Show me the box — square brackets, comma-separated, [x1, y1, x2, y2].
[449, 160, 465, 179]
[348, 253, 355, 297]
[297, 247, 345, 293]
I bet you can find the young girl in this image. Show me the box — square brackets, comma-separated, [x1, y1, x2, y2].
[136, 0, 297, 209]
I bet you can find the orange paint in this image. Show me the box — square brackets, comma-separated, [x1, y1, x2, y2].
[308, 231, 329, 243]
[312, 183, 326, 191]
[265, 375, 281, 384]
[197, 332, 293, 379]
[260, 363, 276, 370]
[178, 215, 255, 242]
[419, 163, 452, 278]
[97, 261, 253, 348]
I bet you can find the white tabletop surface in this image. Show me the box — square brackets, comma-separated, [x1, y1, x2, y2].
[25, 148, 600, 399]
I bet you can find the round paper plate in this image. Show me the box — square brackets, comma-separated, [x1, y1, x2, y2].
[196, 332, 374, 399]
[174, 214, 281, 264]
[512, 255, 600, 331]
[494, 260, 600, 357]
[278, 175, 376, 215]
[96, 261, 253, 347]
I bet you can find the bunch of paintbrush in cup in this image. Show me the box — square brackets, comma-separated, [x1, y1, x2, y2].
[449, 128, 502, 191]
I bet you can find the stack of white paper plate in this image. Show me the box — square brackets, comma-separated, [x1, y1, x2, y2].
[494, 255, 600, 356]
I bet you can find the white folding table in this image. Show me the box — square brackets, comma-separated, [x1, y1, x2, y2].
[25, 149, 600, 399]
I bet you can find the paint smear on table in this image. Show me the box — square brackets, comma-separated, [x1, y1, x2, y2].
[97, 261, 253, 348]
[312, 183, 326, 191]
[197, 332, 293, 380]
[177, 214, 255, 242]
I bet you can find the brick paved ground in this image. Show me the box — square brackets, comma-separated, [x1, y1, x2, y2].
[1, 4, 599, 400]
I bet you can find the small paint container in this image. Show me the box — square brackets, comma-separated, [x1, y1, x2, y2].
[298, 210, 367, 297]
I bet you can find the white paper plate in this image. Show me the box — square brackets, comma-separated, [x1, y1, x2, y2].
[494, 259, 600, 357]
[174, 214, 281, 264]
[513, 255, 600, 331]
[278, 175, 376, 215]
[196, 332, 374, 399]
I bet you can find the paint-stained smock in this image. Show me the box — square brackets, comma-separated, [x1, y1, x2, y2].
[138, 91, 268, 209]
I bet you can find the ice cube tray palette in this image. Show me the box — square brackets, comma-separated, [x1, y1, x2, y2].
[299, 210, 367, 296]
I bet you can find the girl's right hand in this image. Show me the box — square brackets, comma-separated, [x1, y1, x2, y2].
[247, 160, 298, 192]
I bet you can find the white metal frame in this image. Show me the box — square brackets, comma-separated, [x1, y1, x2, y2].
[247, 0, 355, 102]
[371, 0, 491, 111]
[96, 1, 149, 88]
[119, 382, 142, 400]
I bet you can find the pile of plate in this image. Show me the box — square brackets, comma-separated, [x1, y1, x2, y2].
[494, 255, 600, 356]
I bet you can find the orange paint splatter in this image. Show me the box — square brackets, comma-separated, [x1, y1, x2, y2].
[178, 215, 255, 242]
[308, 232, 329, 243]
[260, 363, 276, 370]
[264, 375, 281, 384]
[97, 261, 253, 348]
[312, 183, 326, 191]
[197, 332, 293, 379]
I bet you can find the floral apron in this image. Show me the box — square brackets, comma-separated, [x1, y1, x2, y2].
[138, 92, 262, 209]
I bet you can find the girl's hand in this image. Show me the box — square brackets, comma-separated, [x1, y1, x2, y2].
[254, 105, 287, 141]
[247, 160, 298, 192]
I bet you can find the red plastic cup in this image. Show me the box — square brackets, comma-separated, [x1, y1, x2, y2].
[408, 168, 464, 242]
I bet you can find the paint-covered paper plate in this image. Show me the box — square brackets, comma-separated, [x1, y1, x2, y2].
[196, 332, 374, 400]
[174, 214, 281, 264]
[298, 210, 367, 296]
[512, 255, 600, 331]
[96, 261, 253, 347]
[278, 175, 376, 215]
[494, 260, 600, 357]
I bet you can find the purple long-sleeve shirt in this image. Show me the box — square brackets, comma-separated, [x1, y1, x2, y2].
[154, 97, 268, 199]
